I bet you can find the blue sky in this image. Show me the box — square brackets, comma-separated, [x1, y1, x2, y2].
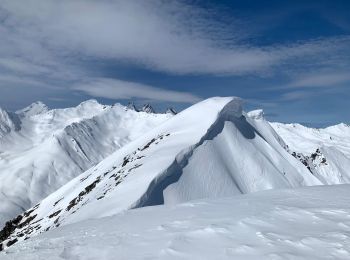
[0, 0, 349, 126]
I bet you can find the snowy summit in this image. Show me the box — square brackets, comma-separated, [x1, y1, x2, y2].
[0, 97, 350, 259]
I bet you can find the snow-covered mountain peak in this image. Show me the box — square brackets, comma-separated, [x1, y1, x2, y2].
[325, 122, 350, 132]
[1, 96, 350, 253]
[0, 96, 327, 250]
[127, 101, 139, 112]
[0, 99, 171, 229]
[247, 109, 264, 120]
[76, 99, 105, 111]
[16, 101, 48, 117]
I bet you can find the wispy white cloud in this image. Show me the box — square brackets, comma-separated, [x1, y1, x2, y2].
[0, 0, 350, 108]
[1, 0, 349, 77]
[286, 72, 350, 88]
[73, 78, 201, 104]
[264, 68, 350, 94]
[280, 90, 312, 101]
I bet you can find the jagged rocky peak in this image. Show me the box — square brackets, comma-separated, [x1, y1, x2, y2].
[166, 107, 177, 115]
[127, 101, 139, 112]
[17, 101, 48, 117]
[142, 103, 155, 113]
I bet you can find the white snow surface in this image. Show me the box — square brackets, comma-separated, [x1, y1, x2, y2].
[0, 97, 330, 249]
[1, 97, 350, 256]
[0, 100, 170, 226]
[3, 184, 350, 260]
[271, 122, 350, 184]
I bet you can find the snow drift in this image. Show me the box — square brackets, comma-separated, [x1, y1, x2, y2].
[3, 184, 350, 259]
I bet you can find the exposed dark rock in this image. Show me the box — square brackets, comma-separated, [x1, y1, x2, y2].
[166, 107, 177, 115]
[23, 208, 35, 217]
[6, 238, 17, 247]
[53, 198, 63, 207]
[19, 214, 37, 229]
[122, 156, 130, 167]
[80, 174, 92, 182]
[0, 215, 23, 242]
[142, 104, 155, 113]
[128, 164, 142, 172]
[48, 210, 62, 219]
[141, 138, 156, 151]
[54, 217, 60, 225]
[67, 177, 101, 211]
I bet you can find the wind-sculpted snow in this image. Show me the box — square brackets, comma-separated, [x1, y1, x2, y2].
[0, 97, 324, 250]
[0, 100, 170, 226]
[3, 185, 350, 259]
[1, 97, 350, 252]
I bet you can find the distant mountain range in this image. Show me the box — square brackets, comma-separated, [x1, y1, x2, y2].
[0, 97, 350, 252]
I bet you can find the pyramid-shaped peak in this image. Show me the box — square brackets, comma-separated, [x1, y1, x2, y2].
[17, 101, 48, 117]
[142, 103, 155, 113]
[127, 101, 139, 112]
[166, 107, 177, 115]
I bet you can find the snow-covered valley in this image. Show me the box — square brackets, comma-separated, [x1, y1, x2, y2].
[0, 97, 350, 259]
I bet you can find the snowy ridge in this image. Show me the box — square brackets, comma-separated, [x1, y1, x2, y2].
[271, 122, 350, 184]
[0, 100, 170, 226]
[16, 101, 48, 117]
[0, 97, 330, 250]
[0, 97, 236, 249]
[1, 97, 350, 253]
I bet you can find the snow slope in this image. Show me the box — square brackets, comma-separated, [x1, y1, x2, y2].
[1, 97, 350, 253]
[0, 97, 328, 250]
[0, 100, 170, 226]
[3, 184, 350, 260]
[271, 122, 350, 184]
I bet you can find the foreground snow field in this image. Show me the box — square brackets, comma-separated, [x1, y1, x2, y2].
[2, 184, 350, 260]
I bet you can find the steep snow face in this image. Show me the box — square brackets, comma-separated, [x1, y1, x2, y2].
[0, 108, 21, 138]
[271, 122, 350, 184]
[162, 108, 320, 204]
[3, 184, 350, 260]
[16, 101, 48, 117]
[0, 100, 170, 226]
[0, 97, 327, 250]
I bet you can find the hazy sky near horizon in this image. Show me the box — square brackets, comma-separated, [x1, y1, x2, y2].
[0, 0, 350, 125]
